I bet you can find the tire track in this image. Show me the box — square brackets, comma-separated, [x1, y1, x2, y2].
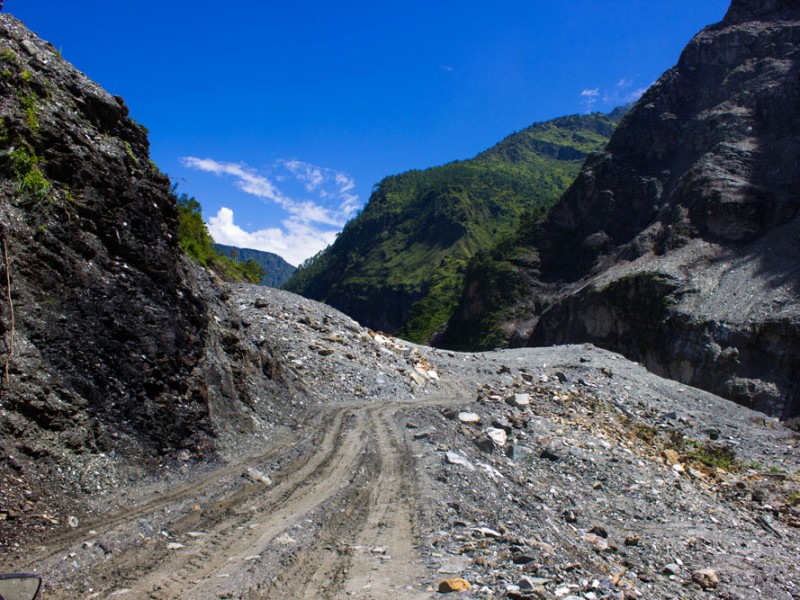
[21, 382, 472, 599]
[22, 405, 353, 599]
[134, 406, 374, 599]
[9, 405, 336, 572]
[259, 401, 445, 599]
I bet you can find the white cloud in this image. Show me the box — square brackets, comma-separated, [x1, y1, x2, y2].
[603, 85, 651, 107]
[580, 88, 600, 112]
[182, 156, 362, 265]
[282, 159, 325, 192]
[181, 157, 292, 209]
[207, 207, 338, 267]
[579, 80, 652, 113]
[335, 172, 355, 192]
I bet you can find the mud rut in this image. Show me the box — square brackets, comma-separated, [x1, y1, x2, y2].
[13, 388, 465, 599]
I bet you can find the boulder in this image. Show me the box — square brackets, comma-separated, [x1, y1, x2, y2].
[438, 578, 471, 593]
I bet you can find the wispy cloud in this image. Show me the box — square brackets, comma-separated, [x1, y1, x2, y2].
[182, 157, 288, 205]
[579, 79, 651, 113]
[181, 157, 361, 265]
[580, 88, 600, 112]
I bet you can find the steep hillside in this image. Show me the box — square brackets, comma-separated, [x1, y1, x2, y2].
[0, 15, 299, 547]
[284, 112, 621, 343]
[445, 0, 800, 421]
[214, 243, 296, 287]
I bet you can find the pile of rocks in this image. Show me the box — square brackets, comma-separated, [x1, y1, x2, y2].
[233, 285, 441, 408]
[405, 346, 800, 598]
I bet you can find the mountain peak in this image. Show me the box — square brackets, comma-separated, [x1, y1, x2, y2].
[723, 0, 800, 23]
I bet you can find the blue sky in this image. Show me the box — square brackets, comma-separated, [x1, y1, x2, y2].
[8, 1, 729, 265]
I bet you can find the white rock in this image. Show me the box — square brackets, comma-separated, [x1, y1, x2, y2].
[486, 427, 508, 447]
[473, 526, 503, 538]
[445, 451, 475, 471]
[243, 467, 273, 486]
[507, 393, 531, 407]
[457, 412, 481, 424]
[519, 575, 551, 590]
[414, 365, 429, 378]
[275, 532, 297, 545]
[476, 462, 504, 480]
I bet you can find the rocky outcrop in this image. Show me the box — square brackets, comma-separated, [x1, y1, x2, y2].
[469, 0, 800, 420]
[0, 15, 293, 545]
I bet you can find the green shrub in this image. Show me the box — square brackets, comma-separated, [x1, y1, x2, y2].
[7, 146, 51, 202]
[17, 91, 39, 133]
[683, 441, 739, 472]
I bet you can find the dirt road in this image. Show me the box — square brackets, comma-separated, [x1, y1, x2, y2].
[14, 390, 462, 599]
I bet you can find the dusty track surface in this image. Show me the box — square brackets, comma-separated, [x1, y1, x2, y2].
[11, 389, 463, 599]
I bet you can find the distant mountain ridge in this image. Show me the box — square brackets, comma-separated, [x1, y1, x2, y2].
[214, 244, 296, 287]
[284, 110, 625, 342]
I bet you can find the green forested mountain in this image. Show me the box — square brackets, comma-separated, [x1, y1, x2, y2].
[214, 244, 296, 288]
[284, 111, 624, 342]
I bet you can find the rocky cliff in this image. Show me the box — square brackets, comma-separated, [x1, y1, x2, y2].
[0, 15, 296, 545]
[448, 0, 800, 421]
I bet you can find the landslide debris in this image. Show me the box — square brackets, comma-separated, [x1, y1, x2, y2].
[406, 345, 800, 599]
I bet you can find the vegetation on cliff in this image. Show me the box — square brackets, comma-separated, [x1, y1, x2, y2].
[176, 192, 265, 284]
[285, 112, 623, 343]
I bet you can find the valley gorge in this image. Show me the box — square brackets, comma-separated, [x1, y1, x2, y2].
[0, 2, 799, 599]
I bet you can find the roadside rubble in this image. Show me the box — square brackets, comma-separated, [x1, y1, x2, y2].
[404, 346, 800, 599]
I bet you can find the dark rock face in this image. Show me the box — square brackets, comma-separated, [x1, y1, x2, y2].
[0, 15, 215, 460]
[0, 15, 292, 544]
[484, 2, 800, 419]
